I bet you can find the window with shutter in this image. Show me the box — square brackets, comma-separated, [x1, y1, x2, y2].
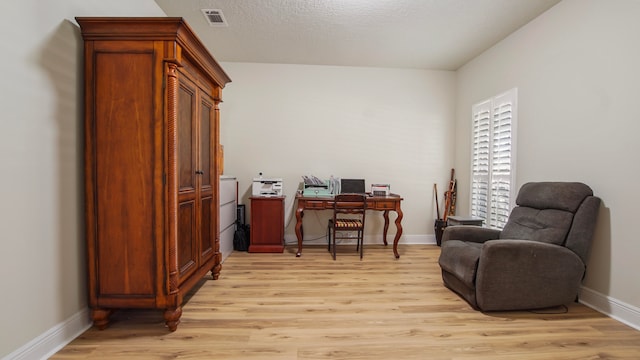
[470, 88, 517, 229]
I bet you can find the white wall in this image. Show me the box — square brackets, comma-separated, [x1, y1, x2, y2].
[219, 62, 456, 246]
[456, 0, 640, 325]
[0, 1, 166, 358]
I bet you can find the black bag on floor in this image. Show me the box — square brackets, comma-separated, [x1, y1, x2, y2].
[233, 224, 250, 251]
[434, 219, 447, 247]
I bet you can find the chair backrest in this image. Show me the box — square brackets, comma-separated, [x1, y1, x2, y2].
[500, 182, 601, 263]
[333, 193, 367, 225]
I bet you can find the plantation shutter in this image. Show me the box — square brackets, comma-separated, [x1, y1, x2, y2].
[471, 100, 491, 222]
[489, 91, 515, 228]
[470, 88, 517, 229]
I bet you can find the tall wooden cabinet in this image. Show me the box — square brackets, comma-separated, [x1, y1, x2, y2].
[77, 17, 231, 331]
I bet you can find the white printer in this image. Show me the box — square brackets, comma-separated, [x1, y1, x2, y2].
[252, 177, 283, 197]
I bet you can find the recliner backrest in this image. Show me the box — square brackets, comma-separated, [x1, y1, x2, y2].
[500, 207, 574, 245]
[499, 182, 599, 262]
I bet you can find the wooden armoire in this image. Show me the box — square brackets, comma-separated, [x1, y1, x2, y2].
[76, 17, 231, 331]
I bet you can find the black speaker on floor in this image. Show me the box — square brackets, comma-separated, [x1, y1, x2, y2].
[237, 204, 246, 225]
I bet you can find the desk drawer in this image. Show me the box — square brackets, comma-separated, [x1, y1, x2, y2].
[305, 200, 327, 209]
[374, 201, 396, 210]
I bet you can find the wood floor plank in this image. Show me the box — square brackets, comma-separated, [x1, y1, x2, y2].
[51, 245, 640, 359]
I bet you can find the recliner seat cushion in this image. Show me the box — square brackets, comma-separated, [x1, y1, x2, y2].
[438, 240, 483, 288]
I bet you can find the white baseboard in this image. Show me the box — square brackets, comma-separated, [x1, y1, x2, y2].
[579, 286, 640, 331]
[3, 308, 91, 360]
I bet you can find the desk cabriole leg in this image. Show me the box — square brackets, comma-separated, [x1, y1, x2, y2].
[382, 210, 390, 246]
[393, 207, 404, 259]
[295, 207, 304, 257]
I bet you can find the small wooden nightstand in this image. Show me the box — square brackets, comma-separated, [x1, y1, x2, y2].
[249, 196, 285, 253]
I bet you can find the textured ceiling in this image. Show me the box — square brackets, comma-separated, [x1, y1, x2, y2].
[154, 0, 561, 70]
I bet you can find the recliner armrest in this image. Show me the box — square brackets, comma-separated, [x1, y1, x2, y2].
[480, 239, 584, 268]
[475, 239, 585, 311]
[441, 225, 501, 245]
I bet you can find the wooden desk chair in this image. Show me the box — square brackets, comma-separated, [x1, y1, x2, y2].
[327, 193, 367, 260]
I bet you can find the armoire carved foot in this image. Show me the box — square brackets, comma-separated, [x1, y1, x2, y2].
[163, 307, 182, 332]
[91, 309, 112, 330]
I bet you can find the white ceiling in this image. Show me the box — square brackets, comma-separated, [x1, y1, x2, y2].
[154, 0, 561, 70]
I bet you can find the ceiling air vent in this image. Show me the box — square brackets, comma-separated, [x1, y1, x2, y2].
[201, 9, 228, 27]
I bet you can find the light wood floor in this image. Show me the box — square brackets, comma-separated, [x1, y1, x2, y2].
[52, 245, 640, 359]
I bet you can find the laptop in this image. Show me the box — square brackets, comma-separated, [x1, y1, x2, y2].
[340, 178, 366, 194]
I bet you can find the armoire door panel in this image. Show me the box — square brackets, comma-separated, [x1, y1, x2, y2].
[199, 92, 216, 264]
[177, 82, 196, 192]
[94, 50, 156, 297]
[200, 97, 213, 187]
[200, 196, 214, 260]
[178, 200, 197, 279]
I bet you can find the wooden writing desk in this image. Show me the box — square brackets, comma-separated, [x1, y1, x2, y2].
[294, 194, 404, 258]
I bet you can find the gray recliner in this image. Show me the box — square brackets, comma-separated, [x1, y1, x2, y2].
[438, 182, 601, 311]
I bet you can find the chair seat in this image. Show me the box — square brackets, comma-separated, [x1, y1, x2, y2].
[335, 218, 363, 229]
